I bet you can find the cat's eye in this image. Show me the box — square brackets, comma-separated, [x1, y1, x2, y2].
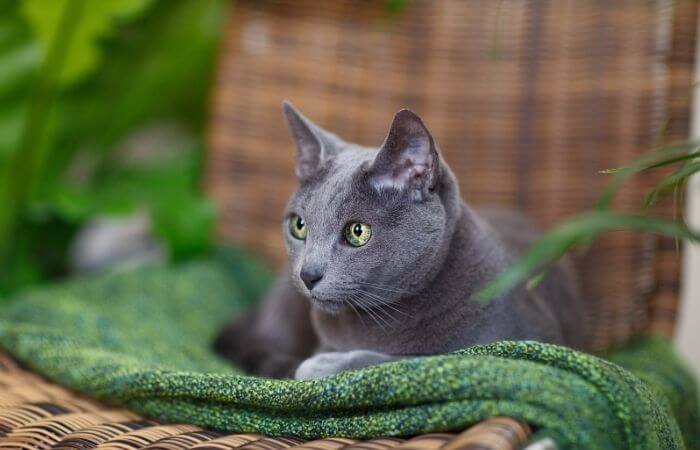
[344, 222, 372, 247]
[289, 214, 307, 240]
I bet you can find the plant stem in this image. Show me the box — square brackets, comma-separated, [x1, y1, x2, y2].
[0, 0, 83, 272]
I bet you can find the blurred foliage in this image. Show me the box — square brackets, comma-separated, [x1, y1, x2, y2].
[384, 0, 410, 15]
[478, 141, 700, 303]
[477, 209, 700, 303]
[21, 0, 150, 85]
[0, 0, 228, 294]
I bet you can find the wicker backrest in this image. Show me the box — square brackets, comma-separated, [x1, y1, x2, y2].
[205, 0, 697, 351]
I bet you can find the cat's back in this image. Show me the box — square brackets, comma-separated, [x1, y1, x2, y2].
[476, 208, 542, 253]
[476, 208, 592, 350]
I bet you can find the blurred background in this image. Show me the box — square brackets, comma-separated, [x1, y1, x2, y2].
[1, 0, 699, 371]
[0, 0, 225, 291]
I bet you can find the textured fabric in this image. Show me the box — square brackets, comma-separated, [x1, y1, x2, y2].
[0, 251, 697, 449]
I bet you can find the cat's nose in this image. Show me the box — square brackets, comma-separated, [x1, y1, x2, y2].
[300, 267, 323, 290]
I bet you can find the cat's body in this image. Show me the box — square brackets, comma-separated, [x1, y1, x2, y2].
[215, 103, 590, 379]
[313, 206, 585, 355]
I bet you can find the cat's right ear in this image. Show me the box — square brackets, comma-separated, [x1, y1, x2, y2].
[282, 101, 326, 180]
[368, 109, 440, 201]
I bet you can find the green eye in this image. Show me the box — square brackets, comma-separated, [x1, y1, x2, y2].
[289, 214, 307, 240]
[344, 222, 372, 247]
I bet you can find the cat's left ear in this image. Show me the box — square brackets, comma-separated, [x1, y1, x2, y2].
[368, 109, 439, 200]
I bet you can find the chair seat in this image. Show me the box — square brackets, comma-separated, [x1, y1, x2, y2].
[0, 351, 531, 450]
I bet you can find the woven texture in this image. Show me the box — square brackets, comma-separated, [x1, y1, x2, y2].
[206, 0, 698, 351]
[0, 352, 532, 450]
[0, 256, 696, 449]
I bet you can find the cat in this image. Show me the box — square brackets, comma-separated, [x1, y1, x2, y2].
[214, 101, 591, 380]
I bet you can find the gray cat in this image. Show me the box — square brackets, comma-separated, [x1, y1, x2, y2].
[214, 102, 591, 380]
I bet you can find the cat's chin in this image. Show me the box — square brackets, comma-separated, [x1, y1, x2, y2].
[309, 296, 346, 315]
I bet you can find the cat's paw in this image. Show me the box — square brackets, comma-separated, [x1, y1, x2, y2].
[294, 350, 397, 380]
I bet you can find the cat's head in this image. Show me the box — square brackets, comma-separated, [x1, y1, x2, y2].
[281, 101, 460, 314]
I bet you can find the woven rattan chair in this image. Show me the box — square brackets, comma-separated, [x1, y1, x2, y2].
[0, 1, 697, 449]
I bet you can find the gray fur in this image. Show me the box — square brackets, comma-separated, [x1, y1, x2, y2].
[215, 101, 591, 379]
[295, 350, 401, 380]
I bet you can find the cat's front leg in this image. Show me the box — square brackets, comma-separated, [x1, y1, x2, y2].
[214, 269, 318, 378]
[294, 350, 400, 380]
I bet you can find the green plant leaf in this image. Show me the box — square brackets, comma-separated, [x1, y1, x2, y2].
[0, 0, 227, 293]
[35, 0, 227, 198]
[151, 194, 217, 260]
[475, 211, 700, 303]
[20, 0, 151, 86]
[385, 0, 410, 14]
[596, 141, 700, 210]
[47, 136, 216, 260]
[644, 160, 700, 208]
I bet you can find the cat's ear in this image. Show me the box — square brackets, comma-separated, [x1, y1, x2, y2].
[282, 101, 329, 180]
[368, 109, 439, 199]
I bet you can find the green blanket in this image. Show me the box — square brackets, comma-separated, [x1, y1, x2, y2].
[0, 252, 697, 449]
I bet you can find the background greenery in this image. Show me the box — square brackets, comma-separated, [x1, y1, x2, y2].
[0, 0, 697, 304]
[0, 0, 228, 295]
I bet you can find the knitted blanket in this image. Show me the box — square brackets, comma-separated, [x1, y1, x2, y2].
[0, 251, 697, 449]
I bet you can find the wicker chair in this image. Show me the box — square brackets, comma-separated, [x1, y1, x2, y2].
[0, 1, 697, 449]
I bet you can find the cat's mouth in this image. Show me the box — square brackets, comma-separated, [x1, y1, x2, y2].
[309, 295, 346, 314]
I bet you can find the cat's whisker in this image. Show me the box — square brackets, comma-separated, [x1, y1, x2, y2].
[354, 287, 411, 319]
[354, 299, 389, 333]
[348, 292, 387, 332]
[350, 290, 395, 330]
[351, 293, 376, 323]
[361, 304, 398, 326]
[378, 301, 410, 319]
[363, 303, 394, 329]
[353, 286, 391, 304]
[345, 294, 368, 329]
[351, 290, 397, 328]
[356, 281, 412, 295]
[353, 287, 414, 320]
